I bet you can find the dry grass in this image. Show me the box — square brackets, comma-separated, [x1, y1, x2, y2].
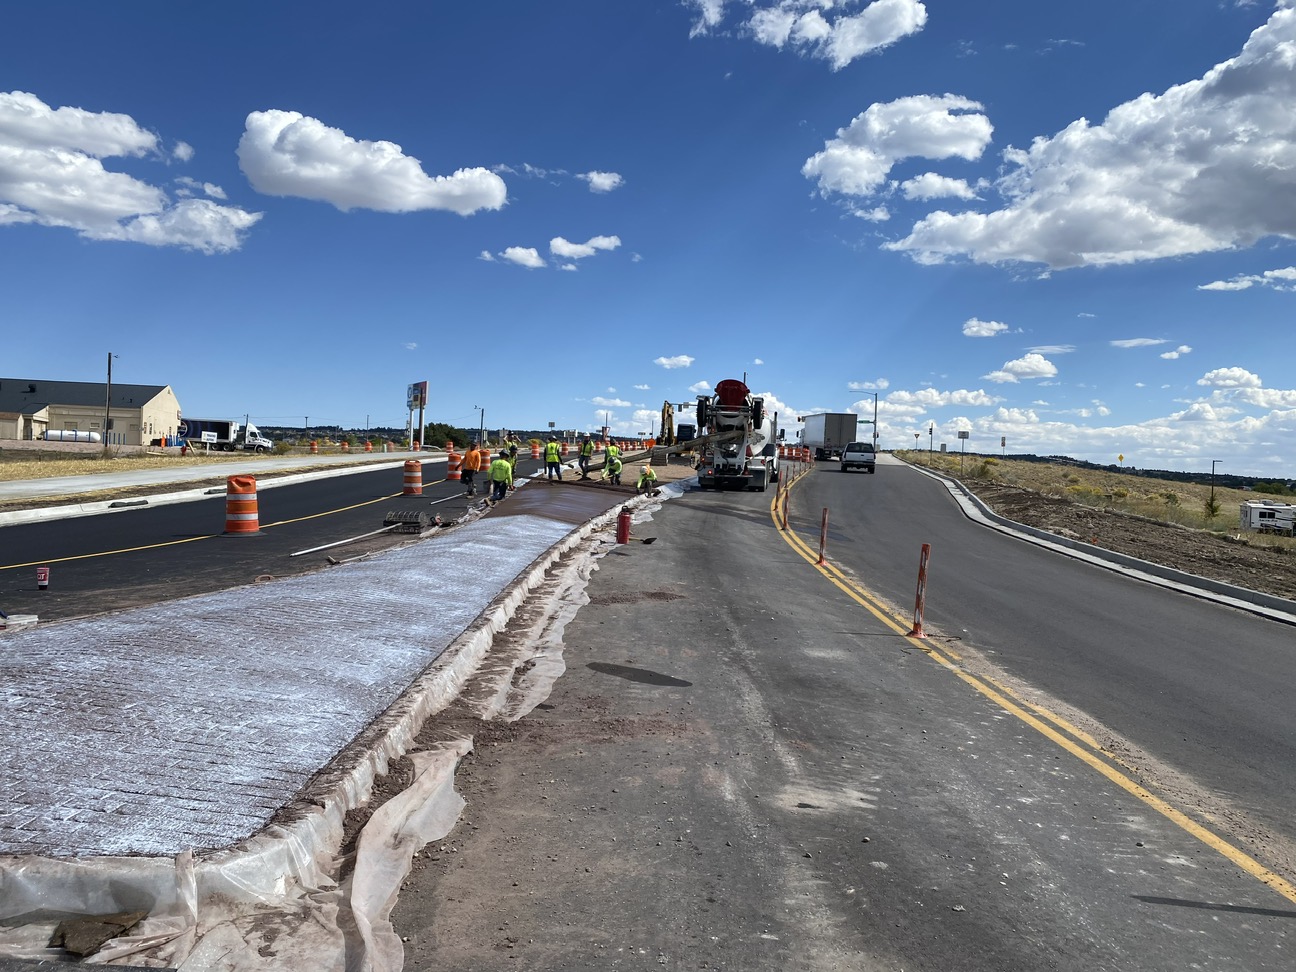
[897, 450, 1296, 554]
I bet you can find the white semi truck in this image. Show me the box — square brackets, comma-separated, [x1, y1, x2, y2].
[800, 412, 858, 461]
[695, 378, 779, 491]
[180, 417, 274, 452]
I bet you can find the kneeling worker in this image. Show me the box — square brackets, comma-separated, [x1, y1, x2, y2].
[636, 463, 658, 494]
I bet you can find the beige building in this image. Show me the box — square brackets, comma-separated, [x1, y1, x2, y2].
[0, 378, 182, 446]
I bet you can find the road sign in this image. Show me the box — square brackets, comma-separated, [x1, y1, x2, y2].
[957, 430, 969, 439]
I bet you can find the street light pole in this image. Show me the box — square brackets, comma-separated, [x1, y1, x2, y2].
[1210, 459, 1222, 517]
[475, 405, 484, 445]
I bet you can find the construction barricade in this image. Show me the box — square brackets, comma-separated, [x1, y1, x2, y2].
[403, 460, 423, 496]
[224, 476, 260, 535]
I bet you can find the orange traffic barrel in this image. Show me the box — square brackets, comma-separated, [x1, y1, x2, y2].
[561, 440, 569, 456]
[364, 440, 373, 453]
[341, 441, 350, 452]
[403, 460, 423, 495]
[224, 476, 260, 534]
[309, 440, 319, 454]
[531, 441, 541, 459]
[413, 440, 421, 452]
[447, 450, 462, 481]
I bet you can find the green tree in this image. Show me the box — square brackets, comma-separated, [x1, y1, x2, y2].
[422, 421, 468, 449]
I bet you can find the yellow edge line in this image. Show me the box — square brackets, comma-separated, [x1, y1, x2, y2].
[0, 487, 423, 572]
[767, 465, 1296, 905]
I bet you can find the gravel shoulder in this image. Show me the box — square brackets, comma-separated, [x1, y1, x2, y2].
[963, 480, 1296, 601]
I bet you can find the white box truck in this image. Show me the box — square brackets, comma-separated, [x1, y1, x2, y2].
[800, 413, 857, 461]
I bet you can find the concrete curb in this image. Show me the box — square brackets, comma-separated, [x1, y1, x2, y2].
[900, 458, 1296, 627]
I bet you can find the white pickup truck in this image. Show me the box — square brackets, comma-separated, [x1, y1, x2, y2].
[840, 441, 876, 473]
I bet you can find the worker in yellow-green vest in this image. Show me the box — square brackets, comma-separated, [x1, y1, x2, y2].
[545, 436, 563, 480]
[636, 463, 658, 494]
[578, 435, 595, 480]
[488, 450, 514, 503]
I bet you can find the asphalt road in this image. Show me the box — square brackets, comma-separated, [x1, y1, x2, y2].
[390, 471, 1295, 971]
[800, 456, 1296, 863]
[0, 458, 544, 622]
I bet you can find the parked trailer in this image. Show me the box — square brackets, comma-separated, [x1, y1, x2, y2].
[1240, 500, 1296, 535]
[43, 430, 102, 443]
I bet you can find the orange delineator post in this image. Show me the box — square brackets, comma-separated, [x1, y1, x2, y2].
[403, 460, 423, 496]
[907, 543, 932, 638]
[224, 475, 260, 535]
[817, 507, 829, 565]
[447, 450, 462, 481]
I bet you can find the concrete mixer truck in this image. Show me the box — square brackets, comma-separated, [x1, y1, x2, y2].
[694, 378, 779, 491]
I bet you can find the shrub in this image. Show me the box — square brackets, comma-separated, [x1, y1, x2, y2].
[272, 441, 292, 455]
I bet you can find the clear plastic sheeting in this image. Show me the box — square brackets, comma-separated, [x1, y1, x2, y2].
[0, 488, 675, 970]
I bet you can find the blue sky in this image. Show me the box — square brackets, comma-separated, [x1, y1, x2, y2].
[3, 1, 1295, 476]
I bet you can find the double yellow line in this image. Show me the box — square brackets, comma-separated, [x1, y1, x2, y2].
[769, 469, 1296, 905]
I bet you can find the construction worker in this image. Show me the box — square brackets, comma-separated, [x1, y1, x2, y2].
[605, 439, 621, 466]
[544, 436, 563, 480]
[578, 435, 595, 480]
[636, 463, 657, 494]
[460, 442, 483, 496]
[488, 450, 514, 503]
[605, 454, 624, 486]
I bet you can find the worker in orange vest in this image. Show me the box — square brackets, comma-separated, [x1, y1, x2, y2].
[460, 441, 484, 496]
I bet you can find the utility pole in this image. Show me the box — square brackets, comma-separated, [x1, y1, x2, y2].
[873, 393, 878, 447]
[928, 423, 934, 453]
[476, 405, 485, 445]
[103, 352, 117, 446]
[1210, 459, 1222, 518]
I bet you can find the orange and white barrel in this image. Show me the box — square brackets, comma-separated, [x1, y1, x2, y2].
[309, 440, 319, 454]
[224, 475, 260, 535]
[531, 441, 542, 459]
[413, 440, 421, 452]
[364, 440, 373, 453]
[341, 441, 350, 452]
[561, 441, 569, 457]
[403, 460, 423, 495]
[447, 450, 462, 481]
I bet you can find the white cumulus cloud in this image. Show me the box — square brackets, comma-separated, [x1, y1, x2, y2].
[888, 7, 1296, 268]
[655, 355, 695, 369]
[1197, 367, 1262, 389]
[901, 172, 978, 201]
[1199, 266, 1296, 292]
[962, 317, 1007, 337]
[592, 396, 631, 407]
[803, 94, 993, 198]
[500, 246, 545, 269]
[1160, 345, 1193, 360]
[982, 353, 1058, 383]
[550, 234, 621, 259]
[579, 171, 623, 193]
[0, 90, 260, 253]
[740, 0, 928, 70]
[238, 109, 506, 215]
[848, 378, 890, 391]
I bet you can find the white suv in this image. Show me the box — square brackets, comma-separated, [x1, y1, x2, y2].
[840, 441, 876, 473]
